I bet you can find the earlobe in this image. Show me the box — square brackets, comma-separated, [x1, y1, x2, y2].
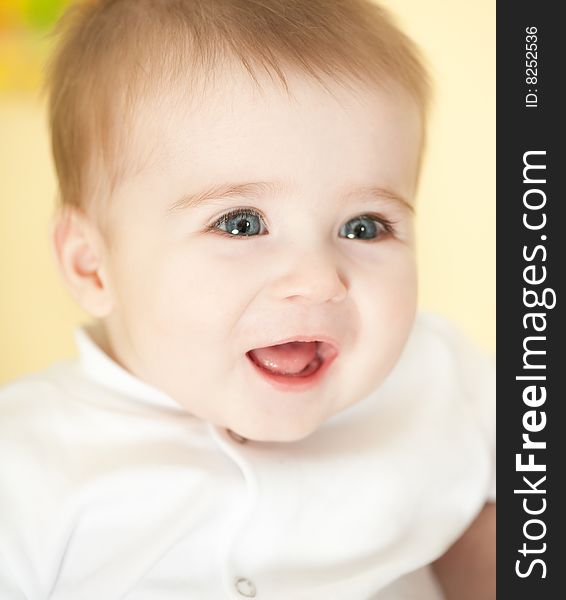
[50, 206, 114, 318]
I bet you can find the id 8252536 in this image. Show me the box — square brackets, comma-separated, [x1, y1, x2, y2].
[525, 26, 538, 108]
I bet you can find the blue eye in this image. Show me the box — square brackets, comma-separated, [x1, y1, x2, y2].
[213, 209, 266, 237]
[210, 210, 394, 240]
[339, 215, 392, 241]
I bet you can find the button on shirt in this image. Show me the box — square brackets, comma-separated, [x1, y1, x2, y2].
[0, 313, 495, 599]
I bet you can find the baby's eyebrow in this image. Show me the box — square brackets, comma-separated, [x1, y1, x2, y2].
[168, 181, 286, 212]
[343, 186, 414, 213]
[167, 180, 413, 213]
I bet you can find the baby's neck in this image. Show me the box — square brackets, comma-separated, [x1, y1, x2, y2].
[85, 320, 115, 361]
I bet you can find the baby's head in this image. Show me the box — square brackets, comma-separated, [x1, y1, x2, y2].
[48, 0, 430, 442]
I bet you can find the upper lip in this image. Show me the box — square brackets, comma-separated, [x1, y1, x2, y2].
[245, 334, 341, 353]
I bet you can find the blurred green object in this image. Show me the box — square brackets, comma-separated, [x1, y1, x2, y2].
[25, 0, 68, 29]
[1, 0, 73, 92]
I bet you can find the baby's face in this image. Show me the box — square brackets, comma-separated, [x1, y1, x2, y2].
[98, 69, 421, 441]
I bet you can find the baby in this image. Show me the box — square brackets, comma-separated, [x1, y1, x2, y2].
[0, 1, 495, 599]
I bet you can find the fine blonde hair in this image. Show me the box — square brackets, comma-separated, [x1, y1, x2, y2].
[45, 0, 430, 212]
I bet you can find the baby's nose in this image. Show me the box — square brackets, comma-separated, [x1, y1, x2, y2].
[269, 250, 348, 305]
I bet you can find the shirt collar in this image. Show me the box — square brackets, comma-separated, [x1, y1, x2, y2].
[74, 324, 186, 412]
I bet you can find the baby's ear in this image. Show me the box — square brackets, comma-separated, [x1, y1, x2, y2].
[50, 206, 114, 318]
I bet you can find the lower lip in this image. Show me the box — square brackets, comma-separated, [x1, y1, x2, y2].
[246, 351, 337, 392]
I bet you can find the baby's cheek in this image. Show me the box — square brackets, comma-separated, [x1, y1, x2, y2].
[354, 258, 416, 362]
[383, 252, 418, 308]
[149, 252, 245, 335]
[361, 249, 416, 303]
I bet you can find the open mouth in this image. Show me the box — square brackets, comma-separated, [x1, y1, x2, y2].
[246, 340, 339, 389]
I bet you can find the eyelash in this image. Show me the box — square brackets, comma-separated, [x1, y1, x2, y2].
[207, 207, 398, 241]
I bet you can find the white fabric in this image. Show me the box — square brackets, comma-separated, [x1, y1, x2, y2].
[0, 313, 495, 599]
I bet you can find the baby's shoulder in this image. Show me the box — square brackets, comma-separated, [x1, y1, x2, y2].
[372, 312, 495, 440]
[405, 312, 495, 382]
[0, 364, 72, 463]
[411, 311, 490, 352]
[0, 362, 92, 485]
[0, 361, 80, 429]
[403, 311, 495, 439]
[0, 365, 85, 582]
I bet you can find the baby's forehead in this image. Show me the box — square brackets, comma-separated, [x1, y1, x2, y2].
[124, 67, 421, 167]
[99, 71, 420, 226]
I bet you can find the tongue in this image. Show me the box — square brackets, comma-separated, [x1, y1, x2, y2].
[249, 341, 318, 375]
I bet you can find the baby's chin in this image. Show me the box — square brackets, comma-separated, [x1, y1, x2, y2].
[225, 413, 329, 444]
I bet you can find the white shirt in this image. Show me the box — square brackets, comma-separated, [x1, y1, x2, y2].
[0, 313, 495, 600]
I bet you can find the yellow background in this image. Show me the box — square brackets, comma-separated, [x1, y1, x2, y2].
[0, 0, 495, 384]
